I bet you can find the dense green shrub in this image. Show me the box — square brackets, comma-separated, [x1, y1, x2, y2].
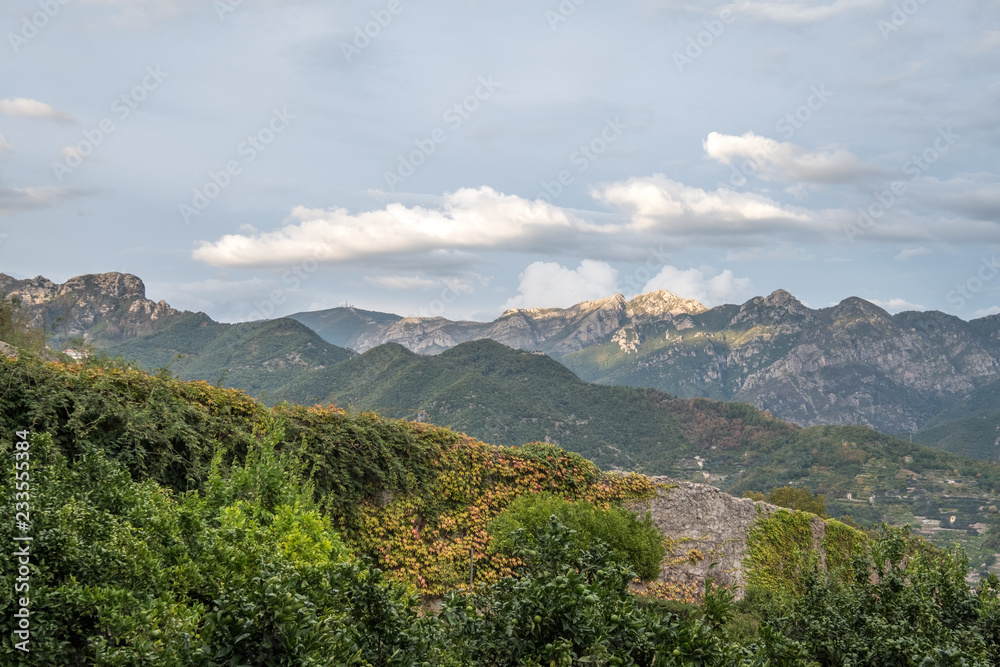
[487, 493, 666, 580]
[0, 422, 423, 666]
[433, 516, 744, 666]
[750, 526, 1000, 666]
[2, 350, 999, 664]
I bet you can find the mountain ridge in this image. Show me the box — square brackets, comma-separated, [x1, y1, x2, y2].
[291, 288, 1000, 439]
[4, 271, 998, 457]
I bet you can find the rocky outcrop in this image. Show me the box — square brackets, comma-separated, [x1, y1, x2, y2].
[627, 479, 774, 597]
[0, 272, 179, 343]
[627, 478, 838, 599]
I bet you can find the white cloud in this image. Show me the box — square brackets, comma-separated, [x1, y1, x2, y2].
[0, 98, 75, 124]
[195, 178, 858, 272]
[869, 297, 925, 312]
[503, 260, 619, 310]
[0, 186, 81, 215]
[894, 247, 931, 261]
[591, 174, 836, 236]
[193, 186, 597, 268]
[641, 266, 753, 306]
[0, 134, 11, 154]
[193, 171, 1000, 274]
[704, 132, 876, 184]
[972, 306, 1000, 319]
[726, 0, 887, 24]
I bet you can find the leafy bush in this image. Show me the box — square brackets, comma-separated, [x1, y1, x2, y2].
[434, 515, 744, 666]
[0, 422, 424, 666]
[3, 353, 999, 664]
[488, 493, 666, 580]
[755, 526, 1000, 666]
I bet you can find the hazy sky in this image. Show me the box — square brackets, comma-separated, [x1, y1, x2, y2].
[2, 0, 998, 323]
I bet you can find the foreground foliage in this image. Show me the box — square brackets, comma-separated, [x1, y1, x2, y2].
[2, 353, 999, 664]
[0, 354, 656, 594]
[488, 493, 666, 581]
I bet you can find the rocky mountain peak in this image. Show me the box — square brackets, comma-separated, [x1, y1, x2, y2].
[0, 271, 178, 343]
[62, 272, 147, 300]
[730, 290, 811, 327]
[761, 289, 803, 310]
[0, 274, 58, 305]
[627, 290, 707, 318]
[831, 297, 891, 324]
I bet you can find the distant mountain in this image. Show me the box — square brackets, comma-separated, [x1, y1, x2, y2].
[11, 272, 998, 460]
[561, 291, 1000, 437]
[0, 272, 179, 344]
[344, 290, 707, 356]
[294, 288, 1000, 440]
[105, 312, 354, 400]
[914, 377, 1000, 462]
[271, 338, 1000, 548]
[286, 306, 402, 349]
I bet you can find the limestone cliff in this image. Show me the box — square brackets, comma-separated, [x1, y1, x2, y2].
[0, 272, 179, 343]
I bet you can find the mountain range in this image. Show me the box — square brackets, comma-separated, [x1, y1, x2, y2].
[5, 271, 1000, 565]
[4, 271, 999, 463]
[286, 289, 1000, 449]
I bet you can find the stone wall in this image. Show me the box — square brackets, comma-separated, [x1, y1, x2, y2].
[626, 477, 833, 598]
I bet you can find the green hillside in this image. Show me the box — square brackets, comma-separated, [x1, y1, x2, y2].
[273, 339, 1000, 561]
[286, 306, 402, 349]
[105, 312, 354, 399]
[275, 339, 797, 472]
[0, 352, 657, 594]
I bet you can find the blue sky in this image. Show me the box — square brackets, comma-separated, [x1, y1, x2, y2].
[1, 0, 998, 323]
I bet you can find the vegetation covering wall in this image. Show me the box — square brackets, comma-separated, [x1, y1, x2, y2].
[744, 509, 866, 595]
[0, 354, 656, 595]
